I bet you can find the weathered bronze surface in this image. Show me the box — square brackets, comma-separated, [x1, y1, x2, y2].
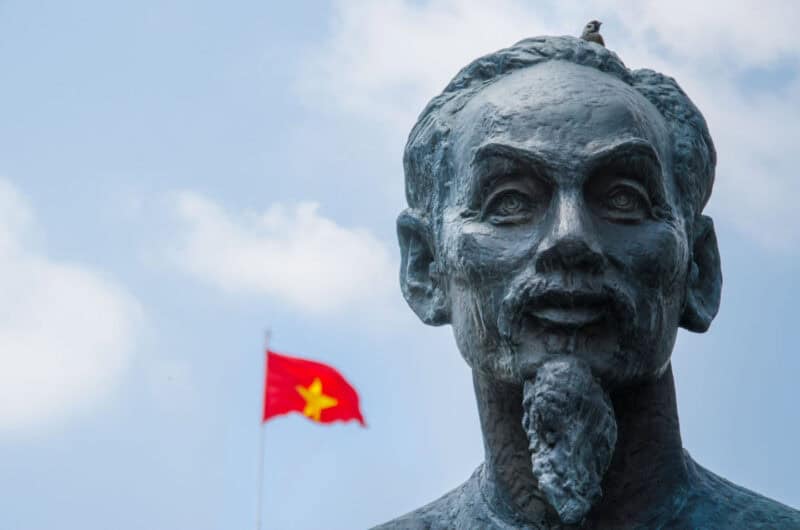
[377, 36, 800, 529]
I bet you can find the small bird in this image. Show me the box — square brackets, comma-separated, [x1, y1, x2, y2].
[580, 20, 605, 47]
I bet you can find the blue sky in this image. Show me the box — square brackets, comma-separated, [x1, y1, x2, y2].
[0, 1, 798, 529]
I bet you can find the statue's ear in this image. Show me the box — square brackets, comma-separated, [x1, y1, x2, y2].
[680, 215, 722, 332]
[397, 209, 450, 326]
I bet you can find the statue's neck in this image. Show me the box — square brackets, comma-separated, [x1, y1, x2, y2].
[475, 365, 689, 526]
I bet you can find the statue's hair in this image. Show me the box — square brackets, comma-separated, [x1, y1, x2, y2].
[403, 36, 716, 231]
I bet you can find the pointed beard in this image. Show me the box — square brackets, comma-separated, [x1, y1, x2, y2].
[521, 357, 617, 525]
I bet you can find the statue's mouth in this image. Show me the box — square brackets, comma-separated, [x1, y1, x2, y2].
[528, 305, 606, 328]
[498, 280, 634, 346]
[524, 291, 610, 330]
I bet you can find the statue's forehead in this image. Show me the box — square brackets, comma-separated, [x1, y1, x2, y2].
[450, 61, 670, 166]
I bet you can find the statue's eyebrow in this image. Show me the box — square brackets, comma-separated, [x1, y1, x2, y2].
[470, 142, 553, 199]
[585, 138, 667, 200]
[586, 138, 663, 169]
[472, 142, 551, 174]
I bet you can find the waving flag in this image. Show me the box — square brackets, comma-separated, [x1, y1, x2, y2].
[262, 350, 366, 426]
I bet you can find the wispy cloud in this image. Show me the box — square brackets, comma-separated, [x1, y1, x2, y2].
[596, 0, 798, 66]
[299, 0, 799, 251]
[297, 0, 551, 130]
[0, 179, 143, 435]
[168, 192, 397, 315]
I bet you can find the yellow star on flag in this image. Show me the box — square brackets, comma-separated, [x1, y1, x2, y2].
[295, 377, 339, 422]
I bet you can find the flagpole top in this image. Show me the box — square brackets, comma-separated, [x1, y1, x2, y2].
[264, 328, 272, 351]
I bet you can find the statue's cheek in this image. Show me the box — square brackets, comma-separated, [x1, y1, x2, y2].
[622, 224, 689, 294]
[448, 226, 535, 283]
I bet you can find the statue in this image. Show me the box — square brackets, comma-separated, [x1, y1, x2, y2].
[377, 36, 800, 529]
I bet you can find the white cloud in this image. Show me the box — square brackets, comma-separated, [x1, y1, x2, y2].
[298, 0, 552, 131]
[300, 0, 800, 250]
[693, 77, 800, 250]
[0, 179, 142, 435]
[168, 192, 397, 314]
[599, 0, 799, 66]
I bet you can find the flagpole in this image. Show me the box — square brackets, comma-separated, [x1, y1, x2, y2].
[256, 328, 271, 530]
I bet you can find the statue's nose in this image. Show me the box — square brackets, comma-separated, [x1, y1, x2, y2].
[535, 192, 607, 274]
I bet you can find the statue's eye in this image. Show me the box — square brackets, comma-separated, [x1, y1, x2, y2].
[483, 189, 537, 224]
[493, 191, 526, 215]
[596, 182, 651, 222]
[586, 154, 660, 223]
[606, 188, 641, 212]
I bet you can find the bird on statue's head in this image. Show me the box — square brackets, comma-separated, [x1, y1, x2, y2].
[581, 20, 605, 47]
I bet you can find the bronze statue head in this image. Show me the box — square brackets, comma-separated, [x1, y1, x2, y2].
[398, 36, 721, 390]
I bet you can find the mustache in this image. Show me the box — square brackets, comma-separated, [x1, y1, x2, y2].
[497, 273, 637, 344]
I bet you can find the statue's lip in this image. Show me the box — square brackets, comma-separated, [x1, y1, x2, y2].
[524, 290, 610, 329]
[528, 306, 606, 328]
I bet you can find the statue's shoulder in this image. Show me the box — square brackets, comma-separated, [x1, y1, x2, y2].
[371, 466, 491, 530]
[680, 452, 800, 528]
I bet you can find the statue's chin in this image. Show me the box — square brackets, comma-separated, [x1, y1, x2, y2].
[522, 357, 618, 525]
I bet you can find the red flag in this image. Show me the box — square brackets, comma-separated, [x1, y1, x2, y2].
[262, 350, 366, 426]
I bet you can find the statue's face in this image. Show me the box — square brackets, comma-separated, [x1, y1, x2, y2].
[439, 61, 691, 387]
